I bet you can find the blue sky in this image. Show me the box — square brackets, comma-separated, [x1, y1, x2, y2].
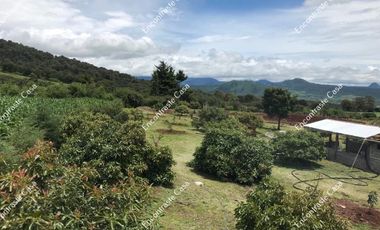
[0, 0, 379, 85]
[186, 0, 303, 12]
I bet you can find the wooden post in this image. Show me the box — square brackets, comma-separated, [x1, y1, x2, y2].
[336, 134, 339, 147]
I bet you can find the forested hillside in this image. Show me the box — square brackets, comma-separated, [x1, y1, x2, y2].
[0, 39, 148, 90]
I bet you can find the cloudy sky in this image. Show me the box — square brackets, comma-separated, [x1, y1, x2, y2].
[0, 0, 379, 86]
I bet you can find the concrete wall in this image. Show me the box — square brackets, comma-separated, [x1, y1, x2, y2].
[326, 143, 380, 174]
[368, 144, 380, 174]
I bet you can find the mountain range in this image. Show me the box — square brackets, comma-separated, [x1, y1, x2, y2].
[137, 76, 380, 102]
[1, 38, 379, 103]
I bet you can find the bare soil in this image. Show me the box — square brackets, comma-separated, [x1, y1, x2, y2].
[334, 199, 380, 229]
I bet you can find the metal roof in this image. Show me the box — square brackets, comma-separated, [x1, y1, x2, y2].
[304, 119, 380, 139]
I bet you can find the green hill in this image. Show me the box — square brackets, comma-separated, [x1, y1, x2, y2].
[195, 78, 380, 102]
[0, 39, 150, 93]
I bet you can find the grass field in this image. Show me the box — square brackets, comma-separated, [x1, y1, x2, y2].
[142, 110, 379, 230]
[0, 71, 30, 80]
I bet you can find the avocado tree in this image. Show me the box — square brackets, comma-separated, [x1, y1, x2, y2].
[262, 88, 295, 130]
[190, 126, 273, 185]
[236, 112, 264, 136]
[235, 179, 349, 230]
[175, 104, 189, 119]
[192, 106, 229, 130]
[273, 130, 326, 162]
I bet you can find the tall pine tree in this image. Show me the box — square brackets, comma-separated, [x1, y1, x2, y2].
[151, 61, 187, 96]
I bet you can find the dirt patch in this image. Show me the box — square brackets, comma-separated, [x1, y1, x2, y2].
[157, 129, 186, 135]
[334, 199, 380, 229]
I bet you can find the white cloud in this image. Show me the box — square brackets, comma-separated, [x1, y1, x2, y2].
[0, 0, 164, 58]
[368, 66, 379, 71]
[189, 35, 252, 43]
[101, 11, 136, 31]
[0, 0, 379, 86]
[84, 48, 379, 86]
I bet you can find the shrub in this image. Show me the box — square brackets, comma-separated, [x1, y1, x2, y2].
[45, 84, 70, 98]
[34, 106, 63, 147]
[235, 112, 264, 135]
[191, 128, 273, 185]
[175, 104, 189, 119]
[7, 119, 44, 153]
[115, 109, 130, 123]
[192, 106, 229, 130]
[362, 112, 377, 119]
[0, 142, 152, 229]
[115, 108, 144, 124]
[204, 117, 246, 133]
[115, 88, 144, 107]
[368, 191, 378, 208]
[59, 112, 174, 186]
[91, 99, 124, 118]
[273, 131, 326, 161]
[0, 84, 20, 96]
[124, 91, 144, 107]
[235, 179, 349, 230]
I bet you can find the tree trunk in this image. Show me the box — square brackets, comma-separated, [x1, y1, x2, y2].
[277, 117, 281, 130]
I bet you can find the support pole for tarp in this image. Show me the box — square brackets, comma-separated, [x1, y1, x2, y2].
[350, 138, 367, 170]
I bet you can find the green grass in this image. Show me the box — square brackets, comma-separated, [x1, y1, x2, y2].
[140, 111, 378, 229]
[0, 71, 30, 80]
[272, 160, 380, 209]
[0, 71, 67, 85]
[143, 112, 248, 229]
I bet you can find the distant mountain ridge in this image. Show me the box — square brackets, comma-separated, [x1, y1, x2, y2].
[191, 77, 380, 102]
[137, 76, 222, 86]
[0, 39, 378, 102]
[139, 75, 380, 102]
[369, 82, 380, 89]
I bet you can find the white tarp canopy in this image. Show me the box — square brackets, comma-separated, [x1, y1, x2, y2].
[304, 119, 380, 139]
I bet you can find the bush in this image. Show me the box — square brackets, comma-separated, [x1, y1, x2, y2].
[362, 112, 377, 119]
[0, 142, 152, 229]
[235, 112, 263, 135]
[45, 84, 70, 98]
[115, 109, 130, 123]
[368, 191, 378, 208]
[115, 108, 144, 124]
[34, 106, 63, 147]
[273, 131, 326, 161]
[192, 106, 229, 130]
[59, 112, 174, 186]
[175, 104, 189, 119]
[91, 99, 124, 118]
[191, 128, 273, 185]
[7, 119, 44, 153]
[124, 91, 144, 107]
[235, 179, 349, 230]
[204, 117, 246, 133]
[0, 84, 20, 96]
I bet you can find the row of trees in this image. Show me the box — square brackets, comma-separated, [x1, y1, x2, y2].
[0, 99, 175, 228]
[189, 110, 346, 229]
[190, 107, 327, 184]
[341, 96, 375, 112]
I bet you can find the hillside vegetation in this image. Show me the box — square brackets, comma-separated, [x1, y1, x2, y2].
[194, 78, 380, 103]
[1, 39, 379, 229]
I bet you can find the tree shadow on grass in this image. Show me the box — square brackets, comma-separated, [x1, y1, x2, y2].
[186, 162, 237, 184]
[274, 158, 323, 170]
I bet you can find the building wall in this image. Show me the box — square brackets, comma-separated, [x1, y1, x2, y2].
[327, 143, 380, 173]
[368, 144, 380, 174]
